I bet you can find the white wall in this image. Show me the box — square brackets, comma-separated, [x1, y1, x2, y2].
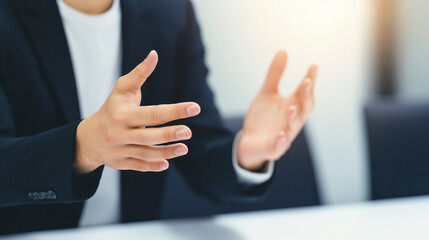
[395, 0, 429, 100]
[192, 0, 375, 204]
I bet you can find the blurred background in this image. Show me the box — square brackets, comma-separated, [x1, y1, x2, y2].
[193, 0, 374, 205]
[160, 0, 429, 211]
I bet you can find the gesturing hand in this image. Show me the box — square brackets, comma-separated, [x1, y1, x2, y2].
[74, 51, 201, 174]
[237, 50, 318, 171]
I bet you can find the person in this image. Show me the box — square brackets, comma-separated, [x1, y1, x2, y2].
[0, 0, 318, 234]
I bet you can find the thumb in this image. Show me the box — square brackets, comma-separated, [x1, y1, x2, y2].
[116, 50, 158, 93]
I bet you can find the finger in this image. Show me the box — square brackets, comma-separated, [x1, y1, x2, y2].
[305, 64, 319, 82]
[122, 143, 188, 160]
[298, 78, 314, 117]
[125, 125, 192, 145]
[285, 104, 304, 142]
[115, 50, 158, 93]
[288, 105, 298, 120]
[127, 102, 201, 127]
[113, 158, 169, 172]
[261, 50, 288, 93]
[293, 64, 317, 96]
[294, 64, 318, 112]
[290, 78, 314, 123]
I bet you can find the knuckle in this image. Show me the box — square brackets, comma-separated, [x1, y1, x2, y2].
[175, 105, 184, 118]
[137, 150, 148, 160]
[135, 64, 149, 79]
[110, 110, 126, 125]
[151, 106, 160, 125]
[105, 130, 117, 144]
[137, 131, 147, 145]
[164, 128, 173, 141]
[116, 76, 124, 83]
[115, 77, 125, 90]
[117, 76, 126, 86]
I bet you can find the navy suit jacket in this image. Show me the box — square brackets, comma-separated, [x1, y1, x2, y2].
[0, 0, 272, 234]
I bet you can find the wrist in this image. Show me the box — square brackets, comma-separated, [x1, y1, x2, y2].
[74, 118, 102, 174]
[237, 134, 269, 172]
[238, 157, 269, 172]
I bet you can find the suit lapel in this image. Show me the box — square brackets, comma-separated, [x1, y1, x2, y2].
[120, 0, 155, 105]
[20, 0, 155, 122]
[22, 0, 81, 122]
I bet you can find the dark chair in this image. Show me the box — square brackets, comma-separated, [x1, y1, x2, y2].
[161, 116, 320, 219]
[365, 99, 429, 200]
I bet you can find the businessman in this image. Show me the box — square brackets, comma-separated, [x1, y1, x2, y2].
[0, 0, 318, 234]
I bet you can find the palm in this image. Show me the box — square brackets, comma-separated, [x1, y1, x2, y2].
[238, 51, 318, 171]
[241, 93, 296, 161]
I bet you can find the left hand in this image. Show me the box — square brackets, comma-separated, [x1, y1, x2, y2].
[237, 50, 318, 171]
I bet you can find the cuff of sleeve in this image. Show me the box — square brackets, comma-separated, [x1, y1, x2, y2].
[70, 120, 104, 202]
[72, 166, 104, 202]
[232, 130, 274, 185]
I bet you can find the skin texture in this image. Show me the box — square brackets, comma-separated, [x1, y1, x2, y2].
[75, 51, 201, 174]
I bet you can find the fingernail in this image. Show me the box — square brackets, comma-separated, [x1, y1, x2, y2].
[176, 128, 190, 140]
[278, 132, 288, 142]
[159, 161, 169, 171]
[175, 147, 188, 156]
[187, 104, 200, 116]
[313, 67, 318, 78]
[289, 106, 297, 118]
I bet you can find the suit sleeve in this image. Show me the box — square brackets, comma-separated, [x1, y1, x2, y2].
[172, 1, 274, 203]
[0, 84, 103, 207]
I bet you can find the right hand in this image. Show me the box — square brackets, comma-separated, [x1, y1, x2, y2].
[74, 50, 201, 174]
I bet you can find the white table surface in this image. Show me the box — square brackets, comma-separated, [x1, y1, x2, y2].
[4, 196, 429, 240]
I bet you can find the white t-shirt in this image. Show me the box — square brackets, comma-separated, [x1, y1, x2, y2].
[57, 0, 273, 227]
[57, 0, 122, 227]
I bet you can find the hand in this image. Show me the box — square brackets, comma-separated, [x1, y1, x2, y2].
[74, 51, 201, 174]
[237, 50, 318, 171]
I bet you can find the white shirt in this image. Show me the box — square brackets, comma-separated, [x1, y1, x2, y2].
[57, 0, 273, 227]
